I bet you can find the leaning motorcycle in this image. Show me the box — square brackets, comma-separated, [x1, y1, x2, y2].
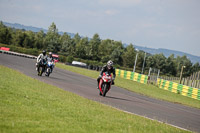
[99, 72, 112, 97]
[37, 59, 47, 76]
[45, 59, 54, 77]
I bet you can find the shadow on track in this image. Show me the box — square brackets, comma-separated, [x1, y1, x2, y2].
[45, 76, 67, 82]
[105, 96, 133, 102]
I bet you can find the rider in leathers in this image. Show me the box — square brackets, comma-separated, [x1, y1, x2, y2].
[47, 52, 54, 73]
[97, 60, 116, 89]
[36, 50, 47, 71]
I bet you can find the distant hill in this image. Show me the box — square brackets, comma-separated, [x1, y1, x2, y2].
[133, 45, 200, 64]
[3, 22, 76, 38]
[3, 21, 200, 64]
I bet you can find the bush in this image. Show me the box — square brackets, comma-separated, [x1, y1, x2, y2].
[59, 55, 67, 63]
[119, 66, 133, 71]
[114, 64, 120, 69]
[67, 56, 74, 63]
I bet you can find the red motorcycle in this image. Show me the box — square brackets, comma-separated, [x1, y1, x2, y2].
[99, 72, 112, 97]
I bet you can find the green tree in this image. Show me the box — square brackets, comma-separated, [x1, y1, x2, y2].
[44, 22, 60, 53]
[146, 53, 166, 74]
[164, 54, 177, 76]
[122, 44, 135, 68]
[12, 29, 25, 47]
[0, 22, 12, 44]
[110, 41, 124, 66]
[154, 54, 166, 70]
[73, 33, 81, 45]
[23, 31, 35, 48]
[136, 51, 145, 69]
[192, 62, 200, 73]
[34, 30, 45, 49]
[98, 39, 113, 62]
[60, 33, 75, 56]
[176, 55, 193, 77]
[88, 33, 101, 60]
[75, 37, 89, 59]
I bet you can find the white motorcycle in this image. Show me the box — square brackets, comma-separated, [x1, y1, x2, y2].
[45, 58, 54, 77]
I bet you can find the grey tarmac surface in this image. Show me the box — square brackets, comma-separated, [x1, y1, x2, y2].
[1, 53, 200, 132]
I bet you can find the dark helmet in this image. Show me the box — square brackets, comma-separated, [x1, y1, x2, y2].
[107, 60, 113, 70]
[42, 50, 46, 55]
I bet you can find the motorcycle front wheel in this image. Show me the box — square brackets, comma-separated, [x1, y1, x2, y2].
[46, 68, 50, 77]
[102, 84, 108, 97]
[38, 66, 42, 76]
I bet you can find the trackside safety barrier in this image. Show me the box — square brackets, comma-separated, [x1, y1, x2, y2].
[0, 50, 37, 59]
[157, 78, 200, 100]
[116, 69, 148, 84]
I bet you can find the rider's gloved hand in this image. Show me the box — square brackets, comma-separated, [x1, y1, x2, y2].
[99, 75, 102, 78]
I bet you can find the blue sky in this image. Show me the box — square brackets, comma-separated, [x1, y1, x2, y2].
[0, 0, 200, 56]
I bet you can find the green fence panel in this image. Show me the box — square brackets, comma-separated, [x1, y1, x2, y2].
[162, 80, 166, 89]
[133, 72, 136, 80]
[124, 70, 127, 79]
[130, 72, 134, 80]
[198, 89, 200, 100]
[137, 74, 142, 82]
[118, 69, 121, 76]
[144, 76, 148, 84]
[168, 81, 173, 92]
[177, 84, 183, 94]
[187, 87, 193, 97]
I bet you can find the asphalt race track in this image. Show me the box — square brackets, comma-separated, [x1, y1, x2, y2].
[1, 53, 200, 132]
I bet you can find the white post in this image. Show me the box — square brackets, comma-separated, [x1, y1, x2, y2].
[156, 69, 160, 83]
[133, 52, 138, 72]
[179, 66, 186, 84]
[148, 67, 152, 84]
[141, 52, 146, 74]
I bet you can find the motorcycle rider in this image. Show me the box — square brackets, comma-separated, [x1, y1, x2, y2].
[36, 50, 47, 71]
[97, 60, 116, 89]
[46, 52, 54, 73]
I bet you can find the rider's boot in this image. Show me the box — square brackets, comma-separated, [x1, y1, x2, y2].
[36, 63, 38, 71]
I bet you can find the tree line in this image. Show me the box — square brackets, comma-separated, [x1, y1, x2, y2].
[0, 21, 200, 77]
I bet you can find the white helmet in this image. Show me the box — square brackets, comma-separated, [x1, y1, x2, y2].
[107, 60, 113, 69]
[49, 52, 52, 57]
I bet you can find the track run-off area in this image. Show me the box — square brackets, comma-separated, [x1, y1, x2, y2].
[1, 53, 200, 132]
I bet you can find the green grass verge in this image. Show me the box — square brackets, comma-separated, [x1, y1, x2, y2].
[0, 65, 190, 133]
[56, 63, 200, 109]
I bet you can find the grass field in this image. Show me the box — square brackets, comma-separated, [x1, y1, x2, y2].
[0, 65, 191, 133]
[56, 63, 200, 109]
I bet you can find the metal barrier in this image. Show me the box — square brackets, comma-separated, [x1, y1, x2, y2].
[0, 50, 37, 59]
